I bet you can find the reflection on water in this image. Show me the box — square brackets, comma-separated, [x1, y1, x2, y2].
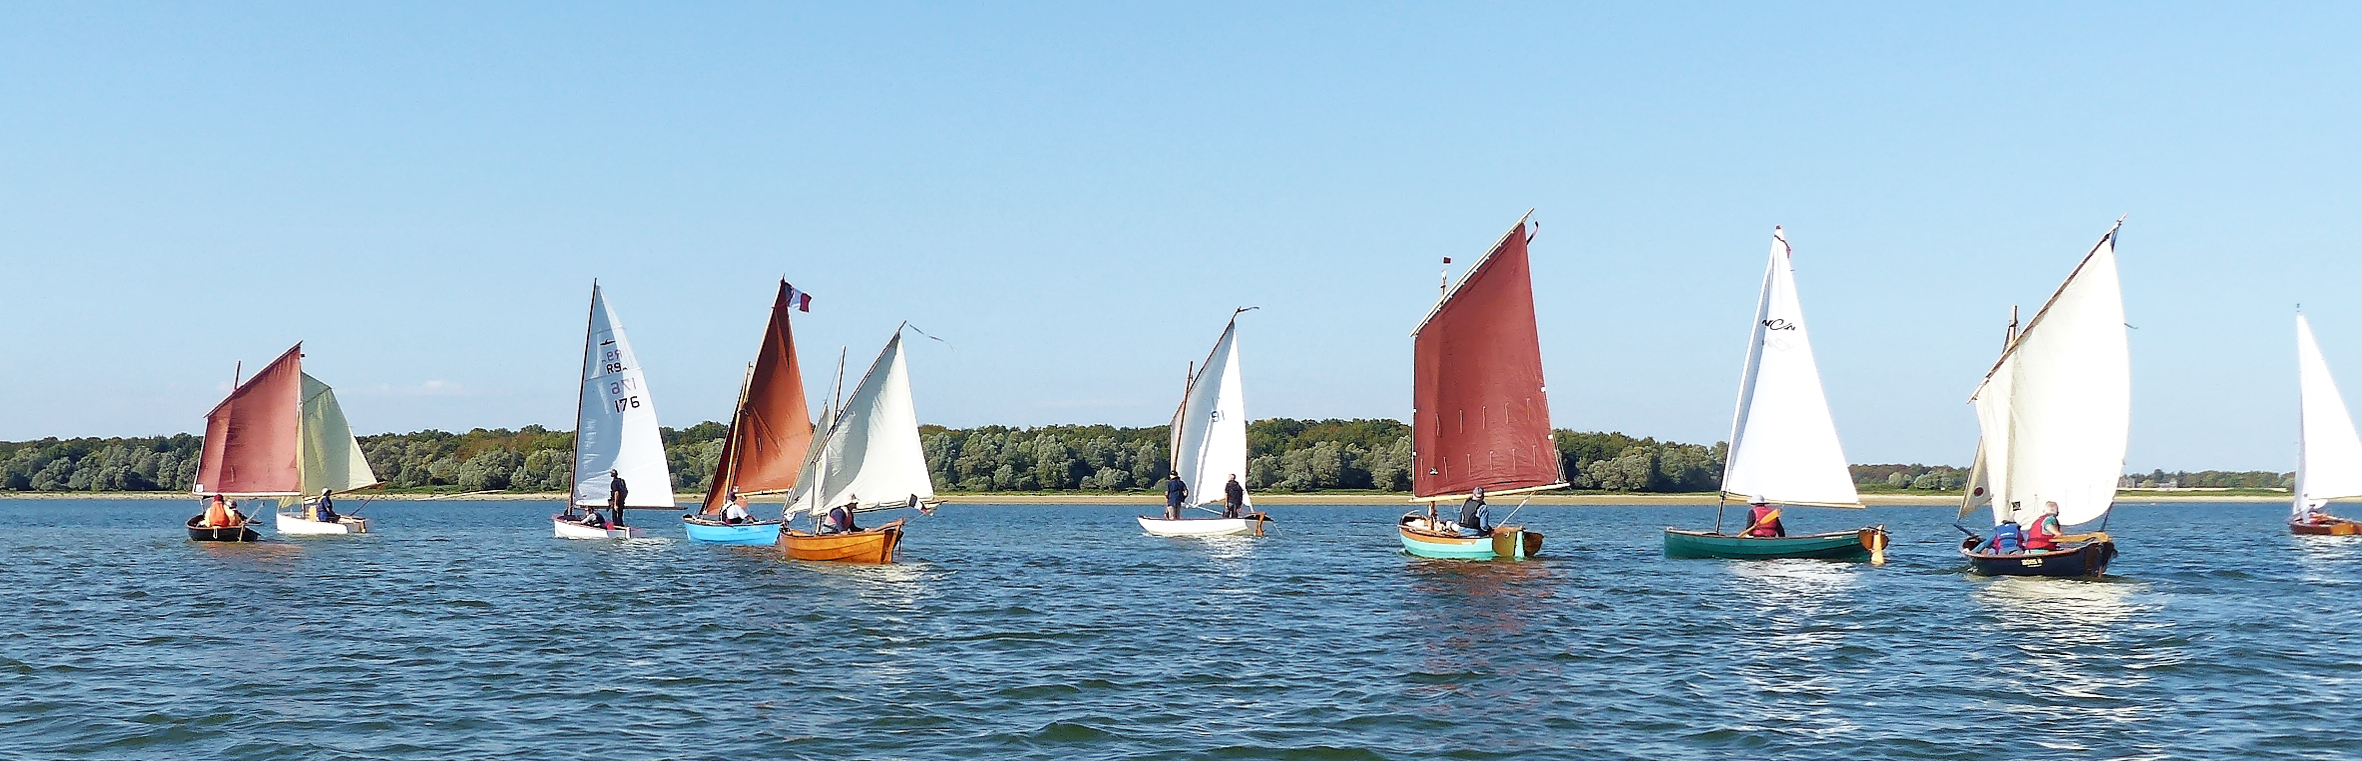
[1967, 576, 2162, 753]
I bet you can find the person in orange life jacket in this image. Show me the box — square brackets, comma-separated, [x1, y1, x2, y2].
[1742, 497, 1786, 537]
[1164, 472, 1188, 520]
[202, 495, 243, 527]
[2023, 501, 2065, 551]
[1457, 487, 1489, 537]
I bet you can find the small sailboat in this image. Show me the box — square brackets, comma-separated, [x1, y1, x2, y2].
[190, 343, 382, 540]
[1957, 221, 2130, 577]
[1139, 308, 1270, 537]
[1664, 227, 1889, 562]
[776, 327, 941, 563]
[2290, 314, 2362, 535]
[554, 282, 677, 540]
[1397, 214, 1563, 559]
[687, 281, 813, 545]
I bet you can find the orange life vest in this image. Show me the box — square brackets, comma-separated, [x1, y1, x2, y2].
[204, 502, 237, 527]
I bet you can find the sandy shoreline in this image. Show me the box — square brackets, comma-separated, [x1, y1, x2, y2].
[0, 491, 2289, 504]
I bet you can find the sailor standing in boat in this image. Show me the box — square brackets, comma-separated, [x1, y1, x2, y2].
[1223, 475, 1245, 519]
[1164, 472, 1188, 520]
[1457, 486, 1488, 537]
[607, 470, 628, 528]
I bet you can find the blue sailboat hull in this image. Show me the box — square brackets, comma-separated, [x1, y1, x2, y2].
[682, 518, 783, 545]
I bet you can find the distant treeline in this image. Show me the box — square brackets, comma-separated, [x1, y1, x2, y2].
[0, 423, 2294, 496]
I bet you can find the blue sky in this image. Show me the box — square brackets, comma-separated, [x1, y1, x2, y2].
[4, 2, 2360, 471]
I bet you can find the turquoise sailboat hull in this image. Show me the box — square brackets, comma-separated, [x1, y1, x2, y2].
[1662, 528, 1883, 561]
[1398, 521, 1542, 560]
[681, 518, 783, 545]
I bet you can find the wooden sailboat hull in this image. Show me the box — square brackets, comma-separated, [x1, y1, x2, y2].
[552, 515, 646, 540]
[185, 515, 259, 542]
[1662, 527, 1885, 561]
[1397, 519, 1541, 559]
[276, 512, 368, 535]
[2290, 517, 2362, 536]
[1137, 514, 1269, 537]
[780, 519, 904, 563]
[1958, 536, 2116, 577]
[682, 517, 783, 545]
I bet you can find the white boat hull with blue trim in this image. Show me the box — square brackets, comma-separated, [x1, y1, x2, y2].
[1397, 518, 1540, 560]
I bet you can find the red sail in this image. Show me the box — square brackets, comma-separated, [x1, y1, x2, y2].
[1412, 216, 1563, 499]
[701, 281, 816, 513]
[194, 344, 305, 495]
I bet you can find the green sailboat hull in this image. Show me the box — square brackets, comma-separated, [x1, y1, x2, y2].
[1662, 528, 1883, 561]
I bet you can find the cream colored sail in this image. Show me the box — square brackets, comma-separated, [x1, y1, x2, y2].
[297, 373, 378, 494]
[2295, 314, 2362, 517]
[1969, 222, 2130, 528]
[1171, 312, 1252, 509]
[1720, 228, 1859, 508]
[788, 331, 936, 515]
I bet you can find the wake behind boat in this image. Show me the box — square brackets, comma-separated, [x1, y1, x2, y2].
[687, 280, 818, 545]
[189, 343, 383, 541]
[2290, 314, 2362, 537]
[776, 327, 940, 563]
[1956, 221, 2130, 578]
[1662, 227, 1887, 563]
[1140, 308, 1270, 538]
[555, 281, 678, 540]
[1398, 213, 1562, 560]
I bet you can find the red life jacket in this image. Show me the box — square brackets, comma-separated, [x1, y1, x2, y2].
[2024, 516, 2059, 550]
[1744, 505, 1784, 537]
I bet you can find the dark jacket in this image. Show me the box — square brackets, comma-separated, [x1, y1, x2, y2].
[1224, 480, 1245, 508]
[1165, 478, 1188, 506]
[609, 476, 629, 505]
[1459, 495, 1487, 530]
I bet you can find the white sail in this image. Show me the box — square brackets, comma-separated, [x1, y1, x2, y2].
[572, 284, 676, 508]
[788, 331, 934, 515]
[1970, 223, 2130, 527]
[297, 373, 378, 494]
[1720, 228, 1859, 507]
[1171, 314, 1252, 508]
[2295, 314, 2362, 516]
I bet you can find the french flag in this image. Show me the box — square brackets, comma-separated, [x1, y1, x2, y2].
[782, 283, 813, 312]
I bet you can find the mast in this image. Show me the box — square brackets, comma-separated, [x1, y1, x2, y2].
[567, 281, 597, 510]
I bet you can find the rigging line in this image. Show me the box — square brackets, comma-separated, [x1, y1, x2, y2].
[904, 323, 952, 348]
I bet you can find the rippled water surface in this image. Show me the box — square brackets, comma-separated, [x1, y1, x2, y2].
[2, 499, 2357, 760]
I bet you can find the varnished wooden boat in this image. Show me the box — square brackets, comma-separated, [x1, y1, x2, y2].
[1958, 534, 2116, 577]
[2291, 516, 2362, 536]
[185, 514, 259, 542]
[1663, 527, 1887, 561]
[779, 518, 905, 564]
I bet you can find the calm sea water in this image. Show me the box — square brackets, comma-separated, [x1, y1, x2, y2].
[1, 498, 2355, 760]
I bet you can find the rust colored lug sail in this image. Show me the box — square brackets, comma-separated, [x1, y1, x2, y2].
[195, 343, 306, 496]
[702, 280, 817, 513]
[1411, 215, 1564, 499]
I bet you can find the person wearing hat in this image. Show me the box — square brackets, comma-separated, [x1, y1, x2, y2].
[201, 494, 244, 528]
[1163, 471, 1189, 520]
[310, 488, 340, 523]
[1456, 486, 1489, 536]
[1742, 497, 1786, 538]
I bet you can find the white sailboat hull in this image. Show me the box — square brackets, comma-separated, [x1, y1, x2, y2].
[553, 517, 646, 540]
[276, 512, 369, 535]
[1138, 515, 1265, 537]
